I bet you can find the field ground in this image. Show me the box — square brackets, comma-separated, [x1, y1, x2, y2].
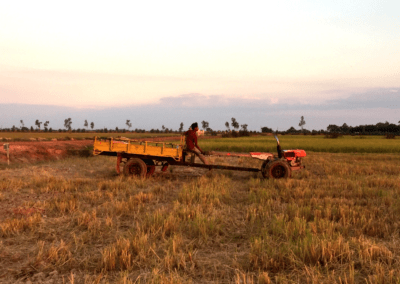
[0, 140, 93, 168]
[1, 150, 400, 283]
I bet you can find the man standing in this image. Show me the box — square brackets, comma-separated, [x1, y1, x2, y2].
[185, 122, 208, 165]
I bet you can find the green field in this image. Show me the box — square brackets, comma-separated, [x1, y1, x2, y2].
[199, 135, 400, 153]
[2, 132, 398, 154]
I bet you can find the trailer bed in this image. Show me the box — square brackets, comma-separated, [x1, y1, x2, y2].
[93, 137, 184, 161]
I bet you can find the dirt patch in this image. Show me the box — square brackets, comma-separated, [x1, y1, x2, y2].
[0, 135, 224, 165]
[0, 140, 93, 165]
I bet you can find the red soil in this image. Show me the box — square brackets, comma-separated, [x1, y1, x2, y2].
[0, 140, 93, 164]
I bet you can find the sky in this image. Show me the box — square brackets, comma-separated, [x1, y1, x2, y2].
[1, 0, 399, 131]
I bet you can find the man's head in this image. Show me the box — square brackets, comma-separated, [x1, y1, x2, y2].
[191, 122, 198, 130]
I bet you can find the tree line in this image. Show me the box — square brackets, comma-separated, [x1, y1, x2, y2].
[1, 118, 247, 135]
[325, 121, 400, 135]
[1, 117, 399, 136]
[273, 121, 400, 136]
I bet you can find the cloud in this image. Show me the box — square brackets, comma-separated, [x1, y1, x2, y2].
[1, 88, 399, 131]
[157, 87, 400, 111]
[324, 88, 400, 110]
[158, 93, 230, 107]
[157, 93, 280, 108]
[270, 98, 279, 104]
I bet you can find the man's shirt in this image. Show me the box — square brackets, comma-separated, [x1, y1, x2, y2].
[185, 129, 202, 152]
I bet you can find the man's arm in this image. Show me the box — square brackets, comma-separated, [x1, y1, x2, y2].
[193, 135, 204, 154]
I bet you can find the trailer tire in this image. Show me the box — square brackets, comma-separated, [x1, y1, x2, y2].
[143, 159, 156, 177]
[123, 158, 147, 178]
[262, 160, 291, 179]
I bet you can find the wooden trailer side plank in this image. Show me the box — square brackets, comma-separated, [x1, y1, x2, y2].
[93, 137, 183, 160]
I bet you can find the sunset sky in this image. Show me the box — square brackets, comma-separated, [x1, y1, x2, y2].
[1, 1, 399, 130]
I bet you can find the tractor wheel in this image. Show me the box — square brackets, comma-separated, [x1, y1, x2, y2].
[123, 158, 147, 178]
[262, 160, 291, 179]
[143, 159, 156, 177]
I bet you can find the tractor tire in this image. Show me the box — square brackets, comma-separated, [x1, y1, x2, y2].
[123, 158, 147, 178]
[262, 159, 291, 179]
[143, 159, 156, 177]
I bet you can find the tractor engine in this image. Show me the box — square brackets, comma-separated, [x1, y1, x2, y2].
[283, 150, 307, 167]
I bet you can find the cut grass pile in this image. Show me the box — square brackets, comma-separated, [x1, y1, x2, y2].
[199, 135, 400, 153]
[1, 152, 400, 283]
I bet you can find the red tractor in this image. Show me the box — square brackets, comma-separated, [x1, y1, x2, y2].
[260, 135, 306, 179]
[207, 135, 306, 179]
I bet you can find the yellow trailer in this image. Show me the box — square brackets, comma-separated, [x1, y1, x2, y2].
[93, 136, 186, 177]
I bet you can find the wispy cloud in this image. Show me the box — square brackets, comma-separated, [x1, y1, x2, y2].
[157, 88, 400, 110]
[324, 88, 400, 110]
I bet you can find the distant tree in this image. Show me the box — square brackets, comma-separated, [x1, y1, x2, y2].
[206, 127, 217, 136]
[20, 120, 25, 129]
[162, 125, 165, 131]
[44, 121, 50, 132]
[84, 120, 88, 129]
[35, 119, 42, 130]
[90, 122, 94, 130]
[327, 124, 340, 133]
[286, 126, 297, 133]
[126, 119, 132, 130]
[261, 126, 273, 133]
[64, 118, 72, 131]
[201, 121, 209, 130]
[299, 116, 306, 131]
[241, 124, 248, 131]
[225, 121, 230, 131]
[179, 122, 184, 133]
[231, 118, 239, 130]
[340, 123, 350, 134]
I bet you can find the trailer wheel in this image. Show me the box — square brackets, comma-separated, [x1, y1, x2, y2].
[116, 155, 128, 175]
[262, 160, 291, 179]
[143, 159, 156, 177]
[123, 158, 147, 178]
